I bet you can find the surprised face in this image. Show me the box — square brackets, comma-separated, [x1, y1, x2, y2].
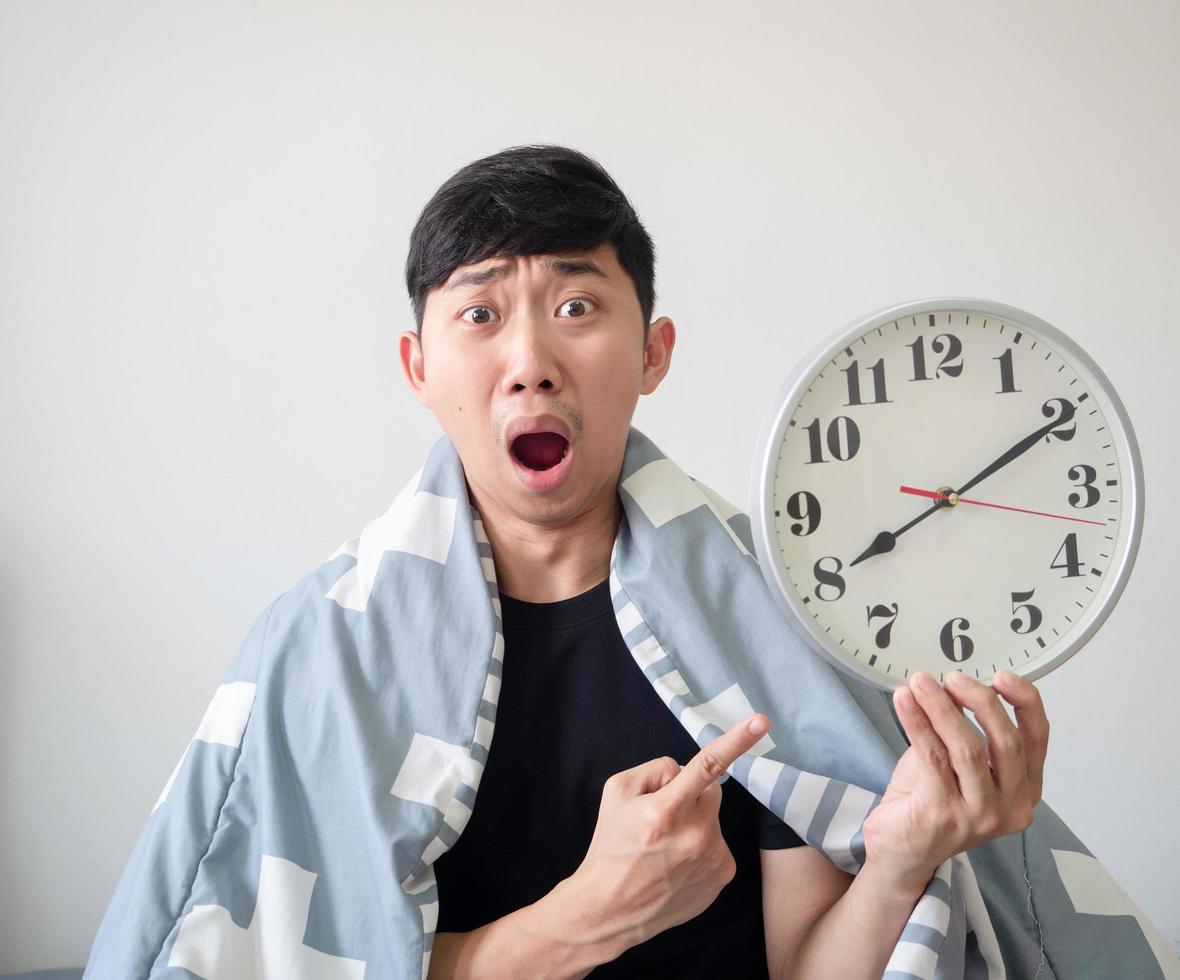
[399, 242, 676, 530]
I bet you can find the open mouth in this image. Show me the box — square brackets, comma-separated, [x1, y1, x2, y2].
[510, 432, 570, 471]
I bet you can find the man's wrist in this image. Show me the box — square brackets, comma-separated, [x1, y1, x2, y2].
[786, 858, 934, 980]
[864, 857, 935, 897]
[861, 857, 939, 905]
[533, 872, 636, 972]
[437, 872, 630, 980]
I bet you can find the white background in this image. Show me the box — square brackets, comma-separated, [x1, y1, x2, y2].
[2, 0, 1177, 971]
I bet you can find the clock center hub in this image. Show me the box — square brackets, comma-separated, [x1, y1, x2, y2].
[936, 486, 960, 509]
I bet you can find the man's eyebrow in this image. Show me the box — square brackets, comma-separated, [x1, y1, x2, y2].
[443, 256, 611, 293]
[543, 256, 611, 282]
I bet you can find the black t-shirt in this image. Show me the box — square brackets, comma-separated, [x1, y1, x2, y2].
[433, 574, 806, 976]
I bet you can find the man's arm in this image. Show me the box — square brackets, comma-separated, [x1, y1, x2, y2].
[426, 873, 632, 980]
[429, 713, 774, 978]
[761, 845, 928, 980]
[762, 668, 1049, 979]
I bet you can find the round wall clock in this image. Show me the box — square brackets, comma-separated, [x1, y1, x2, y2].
[749, 297, 1144, 692]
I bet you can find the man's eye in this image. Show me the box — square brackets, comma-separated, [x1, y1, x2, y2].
[460, 306, 498, 325]
[558, 298, 595, 318]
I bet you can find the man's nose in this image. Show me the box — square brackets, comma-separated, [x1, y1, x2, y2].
[504, 315, 563, 393]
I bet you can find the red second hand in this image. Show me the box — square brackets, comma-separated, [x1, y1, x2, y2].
[899, 485, 1106, 526]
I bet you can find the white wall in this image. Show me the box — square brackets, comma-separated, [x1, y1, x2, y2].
[2, 0, 1177, 970]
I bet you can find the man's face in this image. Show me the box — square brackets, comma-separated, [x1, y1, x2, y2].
[398, 241, 675, 527]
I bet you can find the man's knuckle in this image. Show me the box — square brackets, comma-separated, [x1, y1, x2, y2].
[976, 809, 1003, 837]
[640, 799, 670, 839]
[924, 743, 950, 769]
[641, 806, 670, 849]
[696, 748, 727, 782]
[689, 825, 712, 853]
[994, 729, 1024, 756]
[951, 738, 988, 769]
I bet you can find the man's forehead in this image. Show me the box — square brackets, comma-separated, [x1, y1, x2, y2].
[440, 247, 620, 295]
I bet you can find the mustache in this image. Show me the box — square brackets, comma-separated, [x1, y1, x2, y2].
[496, 403, 585, 443]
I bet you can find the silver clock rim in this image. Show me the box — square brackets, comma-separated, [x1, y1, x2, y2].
[749, 296, 1145, 692]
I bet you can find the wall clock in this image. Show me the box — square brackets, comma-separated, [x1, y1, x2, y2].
[749, 297, 1144, 691]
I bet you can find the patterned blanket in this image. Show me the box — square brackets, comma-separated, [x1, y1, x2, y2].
[83, 426, 1179, 979]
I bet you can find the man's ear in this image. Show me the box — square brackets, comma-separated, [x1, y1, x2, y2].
[640, 316, 676, 396]
[398, 329, 431, 409]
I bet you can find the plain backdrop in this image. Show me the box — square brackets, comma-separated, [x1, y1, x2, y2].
[2, 0, 1177, 972]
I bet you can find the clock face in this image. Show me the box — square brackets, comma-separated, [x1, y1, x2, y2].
[750, 299, 1144, 691]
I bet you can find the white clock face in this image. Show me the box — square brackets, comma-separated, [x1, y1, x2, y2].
[755, 302, 1142, 690]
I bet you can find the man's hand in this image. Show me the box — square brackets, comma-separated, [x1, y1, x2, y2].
[568, 712, 771, 953]
[863, 670, 1049, 893]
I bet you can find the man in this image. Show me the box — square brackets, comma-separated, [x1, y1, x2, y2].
[395, 143, 1049, 979]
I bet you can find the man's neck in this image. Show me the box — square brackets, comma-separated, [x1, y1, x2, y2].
[471, 483, 623, 604]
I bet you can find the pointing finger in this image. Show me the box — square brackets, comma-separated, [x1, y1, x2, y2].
[659, 713, 769, 807]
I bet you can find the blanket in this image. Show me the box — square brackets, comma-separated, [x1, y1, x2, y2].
[83, 426, 1179, 979]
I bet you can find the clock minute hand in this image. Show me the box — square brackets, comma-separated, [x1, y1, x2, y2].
[847, 398, 1076, 568]
[953, 398, 1076, 498]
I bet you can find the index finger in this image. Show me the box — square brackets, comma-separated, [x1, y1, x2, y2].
[659, 713, 769, 806]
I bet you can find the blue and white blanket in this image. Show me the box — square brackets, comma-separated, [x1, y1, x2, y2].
[84, 426, 1179, 979]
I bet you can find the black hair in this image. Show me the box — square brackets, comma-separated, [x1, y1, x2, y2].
[405, 144, 656, 342]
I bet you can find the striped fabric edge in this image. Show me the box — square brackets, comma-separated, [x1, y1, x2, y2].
[409, 508, 506, 980]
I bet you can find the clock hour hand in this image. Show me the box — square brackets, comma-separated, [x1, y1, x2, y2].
[848, 503, 942, 566]
[849, 529, 898, 565]
[847, 398, 1077, 568]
